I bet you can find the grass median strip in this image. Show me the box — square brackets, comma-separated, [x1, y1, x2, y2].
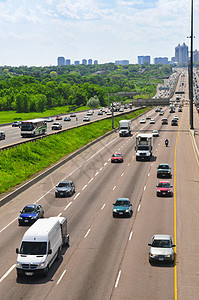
[0, 108, 149, 194]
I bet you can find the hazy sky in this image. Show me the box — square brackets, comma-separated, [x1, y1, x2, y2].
[0, 0, 197, 66]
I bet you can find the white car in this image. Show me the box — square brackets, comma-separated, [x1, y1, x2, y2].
[150, 119, 156, 124]
[174, 115, 178, 120]
[140, 118, 146, 124]
[83, 116, 90, 122]
[148, 234, 175, 263]
[152, 130, 159, 137]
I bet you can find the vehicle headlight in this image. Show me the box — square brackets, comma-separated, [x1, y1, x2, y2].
[165, 255, 171, 257]
[113, 209, 117, 212]
[31, 216, 38, 219]
[18, 217, 22, 220]
[39, 262, 46, 267]
[149, 254, 156, 257]
[16, 263, 22, 268]
[125, 210, 129, 212]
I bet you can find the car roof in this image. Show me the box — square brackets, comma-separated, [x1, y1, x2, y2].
[116, 198, 129, 201]
[113, 152, 122, 155]
[24, 204, 38, 208]
[58, 180, 73, 184]
[152, 234, 172, 240]
[158, 181, 170, 183]
[158, 163, 170, 166]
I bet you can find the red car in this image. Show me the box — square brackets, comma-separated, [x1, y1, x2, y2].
[55, 116, 62, 120]
[111, 153, 123, 163]
[156, 181, 173, 197]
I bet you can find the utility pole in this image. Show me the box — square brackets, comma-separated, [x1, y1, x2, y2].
[190, 0, 194, 129]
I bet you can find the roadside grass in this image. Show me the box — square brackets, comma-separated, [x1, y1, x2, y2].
[0, 107, 149, 194]
[0, 105, 90, 124]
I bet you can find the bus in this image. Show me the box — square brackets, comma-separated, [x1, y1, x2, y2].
[20, 118, 47, 137]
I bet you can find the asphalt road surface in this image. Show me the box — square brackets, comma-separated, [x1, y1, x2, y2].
[0, 73, 199, 299]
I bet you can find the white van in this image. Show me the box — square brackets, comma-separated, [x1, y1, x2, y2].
[16, 217, 69, 277]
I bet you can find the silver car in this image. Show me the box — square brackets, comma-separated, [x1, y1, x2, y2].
[148, 234, 175, 263]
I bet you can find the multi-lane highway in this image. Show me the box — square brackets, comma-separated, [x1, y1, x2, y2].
[0, 71, 199, 299]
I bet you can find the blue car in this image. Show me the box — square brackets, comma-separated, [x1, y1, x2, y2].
[18, 204, 44, 226]
[112, 198, 132, 218]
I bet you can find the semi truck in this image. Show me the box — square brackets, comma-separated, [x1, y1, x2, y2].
[119, 120, 131, 137]
[135, 133, 153, 161]
[16, 217, 69, 277]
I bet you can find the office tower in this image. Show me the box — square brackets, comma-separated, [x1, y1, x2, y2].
[88, 59, 92, 65]
[82, 59, 87, 65]
[193, 50, 199, 62]
[74, 61, 80, 65]
[57, 57, 65, 66]
[115, 60, 129, 65]
[65, 59, 71, 65]
[94, 60, 98, 64]
[138, 56, 150, 64]
[154, 57, 168, 65]
[175, 43, 188, 64]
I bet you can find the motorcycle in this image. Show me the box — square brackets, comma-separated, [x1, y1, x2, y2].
[165, 139, 169, 147]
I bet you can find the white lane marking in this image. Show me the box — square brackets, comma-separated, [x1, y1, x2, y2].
[0, 217, 18, 234]
[144, 186, 146, 191]
[148, 173, 150, 177]
[57, 213, 62, 217]
[100, 167, 103, 171]
[56, 270, 66, 285]
[113, 186, 116, 190]
[129, 231, 133, 241]
[74, 192, 80, 200]
[115, 270, 121, 288]
[108, 158, 111, 161]
[127, 163, 130, 166]
[118, 148, 121, 151]
[88, 178, 93, 184]
[64, 202, 72, 211]
[151, 163, 153, 166]
[95, 171, 99, 176]
[0, 264, 16, 283]
[82, 184, 87, 190]
[101, 204, 106, 210]
[121, 173, 124, 176]
[104, 162, 107, 166]
[84, 228, 91, 238]
[138, 204, 141, 211]
[156, 149, 158, 152]
[121, 145, 123, 148]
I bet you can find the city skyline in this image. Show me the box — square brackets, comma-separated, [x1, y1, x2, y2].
[0, 0, 198, 67]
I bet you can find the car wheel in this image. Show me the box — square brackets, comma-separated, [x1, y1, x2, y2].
[56, 248, 61, 260]
[55, 194, 58, 198]
[43, 266, 49, 277]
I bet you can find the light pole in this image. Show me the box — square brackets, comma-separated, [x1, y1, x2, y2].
[190, 0, 194, 129]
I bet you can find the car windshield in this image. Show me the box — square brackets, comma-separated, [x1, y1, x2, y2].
[157, 183, 171, 188]
[112, 154, 122, 157]
[115, 200, 129, 206]
[158, 165, 169, 169]
[152, 239, 172, 248]
[57, 182, 71, 187]
[22, 207, 37, 213]
[20, 242, 47, 255]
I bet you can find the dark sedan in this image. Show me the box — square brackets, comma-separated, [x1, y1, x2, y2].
[64, 117, 71, 121]
[18, 204, 44, 225]
[55, 180, 75, 197]
[157, 164, 172, 178]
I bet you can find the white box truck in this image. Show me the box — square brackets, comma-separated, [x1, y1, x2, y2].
[135, 133, 153, 161]
[119, 120, 131, 137]
[16, 217, 69, 277]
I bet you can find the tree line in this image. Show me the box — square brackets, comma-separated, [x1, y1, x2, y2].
[0, 63, 172, 113]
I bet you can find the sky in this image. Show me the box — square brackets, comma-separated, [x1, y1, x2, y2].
[0, 0, 198, 67]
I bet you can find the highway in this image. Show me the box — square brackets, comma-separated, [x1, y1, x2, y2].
[0, 71, 199, 299]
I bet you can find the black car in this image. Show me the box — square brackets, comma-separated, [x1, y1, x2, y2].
[171, 119, 178, 126]
[55, 180, 75, 197]
[12, 121, 21, 127]
[18, 204, 44, 226]
[0, 131, 5, 140]
[64, 117, 71, 121]
[162, 118, 168, 125]
[157, 164, 172, 178]
[112, 198, 132, 218]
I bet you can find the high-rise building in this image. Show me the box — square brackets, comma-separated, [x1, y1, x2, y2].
[65, 59, 71, 65]
[57, 57, 65, 66]
[138, 56, 150, 64]
[175, 43, 189, 64]
[94, 60, 98, 65]
[193, 50, 199, 62]
[88, 59, 92, 65]
[115, 60, 129, 65]
[74, 60, 80, 65]
[82, 59, 87, 65]
[154, 57, 168, 65]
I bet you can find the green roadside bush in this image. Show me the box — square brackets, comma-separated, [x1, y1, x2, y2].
[0, 108, 149, 194]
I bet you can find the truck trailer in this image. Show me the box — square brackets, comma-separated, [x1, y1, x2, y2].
[135, 133, 153, 161]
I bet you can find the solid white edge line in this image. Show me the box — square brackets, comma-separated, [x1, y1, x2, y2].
[0, 217, 18, 234]
[0, 264, 16, 283]
[64, 202, 72, 211]
[56, 269, 66, 285]
[115, 270, 121, 288]
[57, 213, 62, 217]
[129, 231, 133, 241]
[84, 228, 91, 238]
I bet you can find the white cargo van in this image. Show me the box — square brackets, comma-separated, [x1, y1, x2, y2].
[16, 217, 69, 277]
